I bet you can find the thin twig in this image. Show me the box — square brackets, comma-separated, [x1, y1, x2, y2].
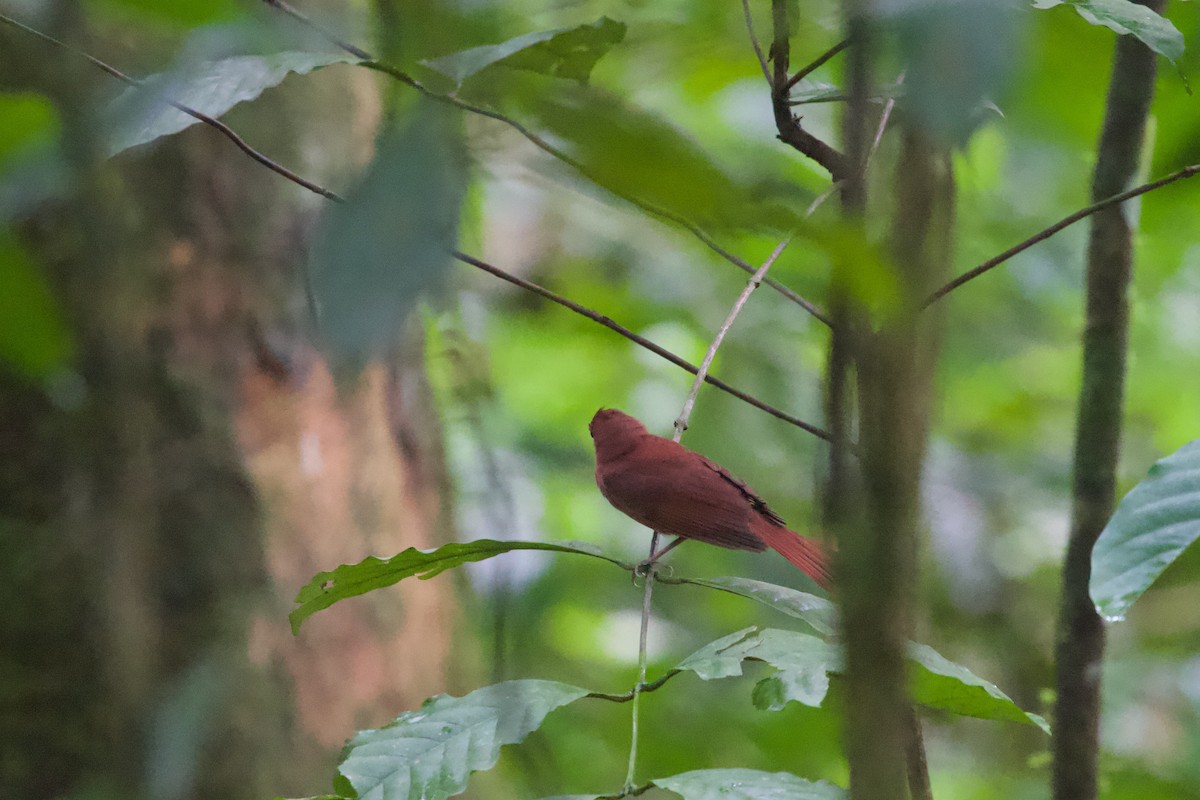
[741, 0, 773, 86]
[673, 237, 792, 438]
[867, 73, 903, 167]
[0, 12, 344, 201]
[261, 2, 831, 326]
[261, 0, 371, 59]
[924, 163, 1200, 307]
[623, 571, 656, 792]
[783, 38, 851, 93]
[625, 236, 788, 792]
[454, 251, 835, 441]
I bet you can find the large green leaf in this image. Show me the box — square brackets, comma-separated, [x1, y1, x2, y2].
[1032, 0, 1184, 63]
[907, 643, 1050, 733]
[674, 627, 1045, 728]
[1091, 440, 1200, 620]
[338, 680, 588, 800]
[0, 230, 72, 380]
[310, 101, 464, 362]
[291, 539, 625, 633]
[683, 576, 836, 635]
[654, 769, 846, 800]
[510, 80, 801, 233]
[423, 17, 625, 86]
[104, 50, 360, 155]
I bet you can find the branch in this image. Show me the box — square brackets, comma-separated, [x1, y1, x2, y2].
[455, 251, 834, 441]
[262, 1, 831, 327]
[740, 0, 773, 86]
[0, 12, 343, 202]
[769, 1, 848, 179]
[1054, 3, 1160, 797]
[673, 237, 791, 437]
[924, 162, 1199, 307]
[782, 38, 851, 93]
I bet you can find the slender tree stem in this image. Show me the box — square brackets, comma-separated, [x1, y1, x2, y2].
[1053, 5, 1160, 798]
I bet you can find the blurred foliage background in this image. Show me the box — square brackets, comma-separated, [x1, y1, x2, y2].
[1, 0, 1199, 799]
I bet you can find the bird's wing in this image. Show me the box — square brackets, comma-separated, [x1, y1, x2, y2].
[697, 455, 788, 527]
[598, 450, 765, 551]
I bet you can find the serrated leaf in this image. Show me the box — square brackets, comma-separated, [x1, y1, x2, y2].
[104, 50, 360, 155]
[654, 768, 847, 799]
[339, 680, 588, 800]
[1091, 440, 1200, 620]
[1032, 0, 1184, 63]
[423, 17, 625, 86]
[291, 539, 625, 633]
[310, 101, 465, 362]
[684, 576, 836, 635]
[907, 643, 1049, 733]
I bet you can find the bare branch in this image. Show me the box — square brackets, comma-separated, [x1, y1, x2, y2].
[740, 0, 773, 86]
[454, 251, 834, 441]
[925, 163, 1199, 308]
[783, 38, 851, 93]
[674, 236, 792, 438]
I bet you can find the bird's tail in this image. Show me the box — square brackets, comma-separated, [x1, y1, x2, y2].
[751, 518, 832, 589]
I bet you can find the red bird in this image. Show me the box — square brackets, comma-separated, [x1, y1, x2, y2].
[589, 408, 831, 589]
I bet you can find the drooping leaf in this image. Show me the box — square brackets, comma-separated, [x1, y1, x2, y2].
[654, 769, 847, 800]
[510, 80, 802, 233]
[684, 576, 836, 635]
[1091, 440, 1200, 620]
[291, 539, 625, 633]
[104, 50, 360, 155]
[888, 0, 1017, 144]
[1032, 0, 1184, 63]
[907, 643, 1050, 733]
[310, 101, 465, 363]
[423, 17, 625, 86]
[0, 230, 72, 380]
[338, 680, 589, 800]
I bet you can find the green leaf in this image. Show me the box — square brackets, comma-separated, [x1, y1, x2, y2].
[290, 539, 625, 633]
[1091, 440, 1200, 620]
[423, 17, 625, 86]
[907, 643, 1050, 733]
[339, 680, 588, 800]
[310, 101, 465, 363]
[683, 576, 836, 635]
[511, 81, 801, 233]
[1032, 0, 1184, 63]
[104, 50, 360, 155]
[0, 230, 72, 380]
[677, 627, 1044, 726]
[676, 627, 762, 680]
[654, 769, 847, 799]
[676, 628, 838, 708]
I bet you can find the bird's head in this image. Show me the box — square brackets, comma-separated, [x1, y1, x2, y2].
[589, 408, 649, 457]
